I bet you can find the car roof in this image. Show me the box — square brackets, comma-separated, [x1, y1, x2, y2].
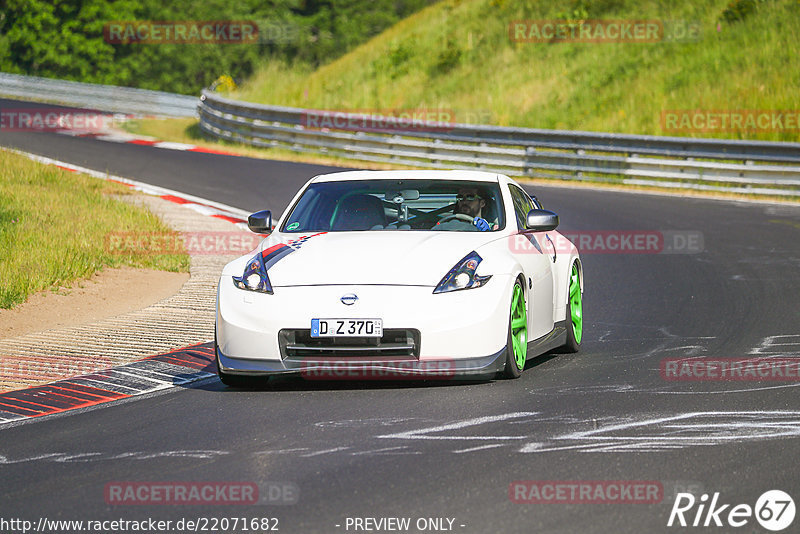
[310, 170, 504, 183]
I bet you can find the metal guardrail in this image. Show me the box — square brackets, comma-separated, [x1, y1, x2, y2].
[0, 72, 197, 117]
[198, 90, 800, 197]
[1, 72, 797, 197]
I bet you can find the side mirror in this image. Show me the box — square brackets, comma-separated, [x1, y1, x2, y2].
[525, 209, 559, 231]
[247, 210, 272, 234]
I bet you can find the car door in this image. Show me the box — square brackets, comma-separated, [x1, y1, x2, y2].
[507, 184, 556, 341]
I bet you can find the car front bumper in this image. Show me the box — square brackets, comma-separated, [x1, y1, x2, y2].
[215, 275, 515, 377]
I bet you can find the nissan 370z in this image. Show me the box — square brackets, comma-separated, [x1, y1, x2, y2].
[215, 170, 583, 385]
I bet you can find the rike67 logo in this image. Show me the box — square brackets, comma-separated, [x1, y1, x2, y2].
[668, 490, 795, 531]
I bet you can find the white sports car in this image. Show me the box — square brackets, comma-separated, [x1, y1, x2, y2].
[215, 170, 582, 385]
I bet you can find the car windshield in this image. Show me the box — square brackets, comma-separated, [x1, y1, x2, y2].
[281, 179, 506, 232]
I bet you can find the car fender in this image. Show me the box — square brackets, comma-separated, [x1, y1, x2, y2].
[475, 235, 525, 277]
[551, 235, 582, 322]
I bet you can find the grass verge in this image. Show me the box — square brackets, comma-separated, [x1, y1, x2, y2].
[234, 0, 800, 143]
[0, 150, 189, 309]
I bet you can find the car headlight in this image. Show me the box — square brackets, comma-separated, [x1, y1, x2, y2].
[232, 251, 273, 294]
[433, 251, 492, 294]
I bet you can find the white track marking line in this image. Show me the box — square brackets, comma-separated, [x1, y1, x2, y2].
[153, 142, 196, 150]
[453, 444, 505, 453]
[750, 334, 800, 355]
[253, 448, 310, 455]
[519, 411, 800, 453]
[300, 447, 351, 457]
[69, 378, 141, 394]
[377, 412, 538, 441]
[350, 446, 411, 456]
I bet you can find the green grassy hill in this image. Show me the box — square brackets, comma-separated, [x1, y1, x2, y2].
[232, 0, 800, 141]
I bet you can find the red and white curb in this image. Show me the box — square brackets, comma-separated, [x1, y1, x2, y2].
[0, 148, 267, 426]
[56, 128, 240, 156]
[0, 343, 217, 427]
[7, 148, 254, 231]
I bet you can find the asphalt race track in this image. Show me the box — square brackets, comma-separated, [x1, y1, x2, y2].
[2, 101, 800, 533]
[0, 98, 344, 214]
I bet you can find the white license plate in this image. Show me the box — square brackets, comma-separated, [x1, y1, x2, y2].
[310, 318, 383, 338]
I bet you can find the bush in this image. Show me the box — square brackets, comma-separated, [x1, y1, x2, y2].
[720, 0, 761, 23]
[0, 0, 437, 95]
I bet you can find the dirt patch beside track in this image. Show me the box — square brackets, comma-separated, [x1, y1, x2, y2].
[0, 267, 189, 339]
[0, 192, 247, 393]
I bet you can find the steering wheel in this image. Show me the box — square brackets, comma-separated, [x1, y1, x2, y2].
[437, 213, 475, 224]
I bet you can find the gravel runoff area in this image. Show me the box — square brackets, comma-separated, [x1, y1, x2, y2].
[0, 194, 249, 392]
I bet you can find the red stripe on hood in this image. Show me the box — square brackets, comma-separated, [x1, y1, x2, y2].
[261, 243, 288, 258]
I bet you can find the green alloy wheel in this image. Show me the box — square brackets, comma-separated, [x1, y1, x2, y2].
[564, 262, 582, 352]
[502, 281, 528, 379]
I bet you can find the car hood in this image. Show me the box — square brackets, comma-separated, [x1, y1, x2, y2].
[262, 231, 497, 287]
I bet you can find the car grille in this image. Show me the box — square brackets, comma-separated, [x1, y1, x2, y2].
[278, 329, 420, 358]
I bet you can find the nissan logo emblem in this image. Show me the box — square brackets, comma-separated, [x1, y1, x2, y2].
[340, 293, 358, 305]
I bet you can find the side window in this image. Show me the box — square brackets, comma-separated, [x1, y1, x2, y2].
[522, 190, 538, 212]
[508, 185, 535, 230]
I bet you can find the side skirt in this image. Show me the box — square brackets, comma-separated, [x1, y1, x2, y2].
[526, 320, 567, 358]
